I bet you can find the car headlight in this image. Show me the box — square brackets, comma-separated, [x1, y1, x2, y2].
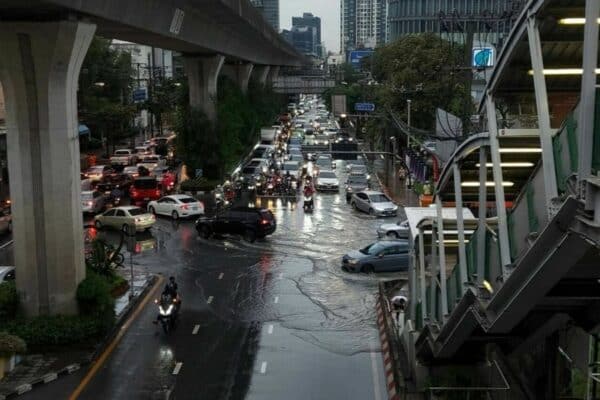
[348, 259, 359, 265]
[347, 187, 353, 192]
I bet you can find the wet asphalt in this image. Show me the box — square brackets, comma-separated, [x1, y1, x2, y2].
[16, 117, 407, 400]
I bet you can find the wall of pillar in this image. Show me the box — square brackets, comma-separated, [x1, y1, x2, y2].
[184, 55, 225, 121]
[0, 21, 96, 316]
[220, 62, 254, 94]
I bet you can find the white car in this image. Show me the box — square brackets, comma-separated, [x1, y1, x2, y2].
[316, 170, 340, 192]
[377, 220, 409, 239]
[147, 195, 204, 219]
[94, 206, 155, 234]
[350, 191, 398, 217]
[81, 190, 107, 214]
[0, 266, 15, 283]
[137, 155, 165, 171]
[282, 161, 301, 179]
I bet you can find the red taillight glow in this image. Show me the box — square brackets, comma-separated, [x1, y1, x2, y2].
[180, 204, 188, 210]
[260, 219, 269, 225]
[155, 189, 161, 196]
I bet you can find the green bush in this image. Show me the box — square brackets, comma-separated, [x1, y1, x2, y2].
[180, 177, 220, 192]
[76, 271, 115, 320]
[0, 282, 18, 320]
[0, 332, 26, 356]
[1, 315, 107, 348]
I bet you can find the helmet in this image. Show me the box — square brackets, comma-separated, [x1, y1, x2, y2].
[169, 276, 175, 283]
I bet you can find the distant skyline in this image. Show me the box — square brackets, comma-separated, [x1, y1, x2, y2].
[280, 0, 340, 53]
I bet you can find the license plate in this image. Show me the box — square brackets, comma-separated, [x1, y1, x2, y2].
[192, 207, 197, 211]
[144, 197, 150, 201]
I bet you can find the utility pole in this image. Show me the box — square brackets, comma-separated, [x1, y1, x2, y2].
[407, 99, 412, 149]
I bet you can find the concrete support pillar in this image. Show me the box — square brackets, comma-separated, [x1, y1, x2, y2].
[266, 65, 280, 86]
[435, 196, 449, 320]
[221, 62, 254, 94]
[0, 21, 96, 316]
[477, 147, 488, 285]
[418, 227, 427, 323]
[183, 55, 225, 121]
[251, 65, 270, 87]
[430, 226, 438, 323]
[453, 164, 468, 294]
[486, 94, 512, 277]
[527, 17, 558, 214]
[578, 0, 600, 193]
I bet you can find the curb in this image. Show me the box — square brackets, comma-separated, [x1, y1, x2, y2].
[375, 297, 402, 400]
[0, 275, 158, 400]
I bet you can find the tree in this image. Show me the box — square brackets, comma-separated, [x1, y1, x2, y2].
[79, 37, 136, 156]
[144, 75, 180, 136]
[370, 33, 473, 132]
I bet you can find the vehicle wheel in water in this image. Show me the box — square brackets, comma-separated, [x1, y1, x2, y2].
[122, 224, 131, 235]
[94, 220, 102, 229]
[149, 206, 156, 215]
[369, 208, 375, 216]
[386, 231, 399, 239]
[352, 202, 357, 210]
[172, 211, 179, 220]
[362, 264, 375, 274]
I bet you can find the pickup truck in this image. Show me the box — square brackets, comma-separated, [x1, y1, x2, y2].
[110, 149, 137, 166]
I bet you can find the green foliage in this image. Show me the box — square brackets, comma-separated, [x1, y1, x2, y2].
[1, 315, 109, 349]
[144, 76, 185, 135]
[76, 271, 115, 319]
[180, 177, 220, 192]
[0, 332, 26, 356]
[0, 282, 18, 320]
[79, 37, 136, 155]
[174, 76, 285, 180]
[370, 33, 473, 131]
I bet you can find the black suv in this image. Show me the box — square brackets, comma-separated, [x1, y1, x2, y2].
[196, 207, 276, 242]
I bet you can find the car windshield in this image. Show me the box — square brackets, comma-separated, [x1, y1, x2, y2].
[370, 194, 391, 203]
[133, 179, 157, 189]
[115, 150, 129, 155]
[89, 166, 104, 172]
[283, 163, 298, 171]
[124, 167, 137, 173]
[242, 167, 257, 174]
[360, 242, 387, 255]
[179, 197, 197, 204]
[319, 172, 336, 179]
[142, 157, 159, 162]
[127, 208, 145, 216]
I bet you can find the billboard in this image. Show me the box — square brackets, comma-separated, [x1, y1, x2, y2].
[331, 95, 347, 117]
[349, 50, 374, 69]
[472, 47, 494, 68]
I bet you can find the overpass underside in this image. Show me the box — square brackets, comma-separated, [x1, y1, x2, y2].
[399, 0, 600, 398]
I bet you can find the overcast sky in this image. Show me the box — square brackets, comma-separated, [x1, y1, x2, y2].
[280, 0, 340, 53]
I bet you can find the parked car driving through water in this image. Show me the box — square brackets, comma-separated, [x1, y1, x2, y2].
[342, 240, 409, 273]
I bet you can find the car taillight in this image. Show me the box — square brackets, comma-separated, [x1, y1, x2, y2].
[260, 219, 270, 225]
[135, 218, 141, 222]
[180, 204, 188, 210]
[199, 201, 204, 209]
[155, 189, 160, 196]
[87, 201, 93, 206]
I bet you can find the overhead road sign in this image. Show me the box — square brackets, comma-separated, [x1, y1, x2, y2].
[355, 103, 375, 112]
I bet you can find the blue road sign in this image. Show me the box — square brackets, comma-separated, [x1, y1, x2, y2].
[349, 50, 374, 69]
[355, 103, 375, 112]
[132, 88, 147, 103]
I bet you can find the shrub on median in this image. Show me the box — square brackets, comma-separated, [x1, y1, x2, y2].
[0, 332, 26, 357]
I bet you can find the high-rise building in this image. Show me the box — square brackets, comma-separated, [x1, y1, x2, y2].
[291, 13, 322, 58]
[387, 0, 523, 46]
[250, 0, 280, 31]
[341, 0, 387, 57]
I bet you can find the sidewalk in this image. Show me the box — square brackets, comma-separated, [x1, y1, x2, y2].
[0, 266, 155, 399]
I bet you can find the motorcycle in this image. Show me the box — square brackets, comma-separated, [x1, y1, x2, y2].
[154, 294, 180, 334]
[303, 190, 314, 212]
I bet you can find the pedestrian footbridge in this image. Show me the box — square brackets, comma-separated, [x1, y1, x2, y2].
[396, 0, 600, 398]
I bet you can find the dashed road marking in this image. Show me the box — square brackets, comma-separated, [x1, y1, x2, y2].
[218, 272, 224, 280]
[192, 325, 200, 335]
[207, 296, 214, 304]
[172, 362, 183, 375]
[278, 272, 283, 279]
[274, 296, 279, 304]
[268, 324, 274, 334]
[260, 362, 268, 374]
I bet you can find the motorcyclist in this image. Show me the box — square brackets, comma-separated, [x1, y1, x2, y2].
[154, 277, 180, 325]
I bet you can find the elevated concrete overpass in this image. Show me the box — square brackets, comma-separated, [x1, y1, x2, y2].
[0, 1, 302, 316]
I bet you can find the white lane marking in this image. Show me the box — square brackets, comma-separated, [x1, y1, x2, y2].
[192, 325, 200, 335]
[274, 296, 279, 304]
[172, 362, 183, 375]
[207, 296, 214, 304]
[0, 240, 13, 250]
[278, 272, 283, 280]
[268, 324, 274, 334]
[260, 361, 268, 374]
[370, 345, 383, 400]
[218, 272, 224, 280]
